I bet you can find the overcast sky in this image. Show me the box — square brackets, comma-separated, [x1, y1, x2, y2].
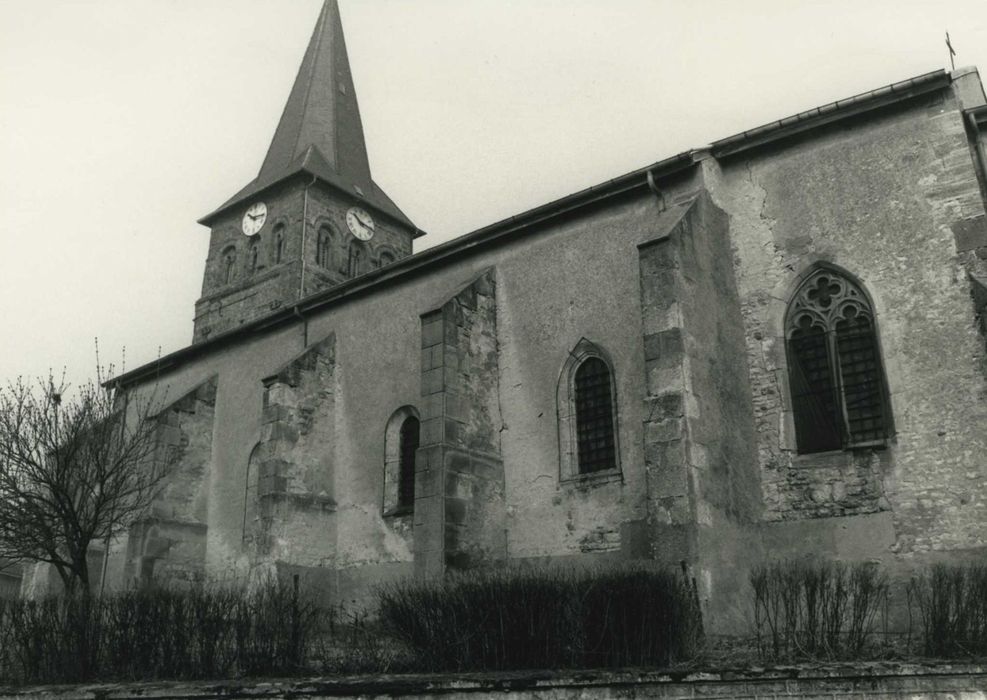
[2, 0, 986, 390]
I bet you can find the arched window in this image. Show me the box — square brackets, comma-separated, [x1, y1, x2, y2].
[557, 339, 620, 480]
[574, 358, 617, 473]
[348, 243, 366, 277]
[383, 406, 419, 515]
[222, 248, 237, 284]
[786, 267, 891, 453]
[242, 443, 261, 545]
[247, 240, 259, 274]
[378, 250, 396, 268]
[316, 226, 332, 268]
[398, 417, 419, 508]
[273, 223, 285, 264]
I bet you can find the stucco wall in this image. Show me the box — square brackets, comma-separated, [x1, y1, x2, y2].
[120, 168, 703, 601]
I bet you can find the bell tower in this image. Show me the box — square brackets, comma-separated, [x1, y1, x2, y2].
[192, 0, 421, 343]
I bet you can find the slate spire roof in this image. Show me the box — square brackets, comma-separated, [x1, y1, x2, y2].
[199, 0, 415, 229]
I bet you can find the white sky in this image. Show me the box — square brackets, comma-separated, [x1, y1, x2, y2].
[2, 0, 986, 389]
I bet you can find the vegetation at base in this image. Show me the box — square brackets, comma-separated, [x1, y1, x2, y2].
[376, 566, 704, 671]
[0, 579, 325, 684]
[907, 563, 987, 657]
[750, 559, 889, 660]
[4, 561, 987, 684]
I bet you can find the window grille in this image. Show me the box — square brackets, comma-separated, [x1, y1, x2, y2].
[786, 269, 889, 453]
[398, 416, 419, 508]
[574, 357, 617, 473]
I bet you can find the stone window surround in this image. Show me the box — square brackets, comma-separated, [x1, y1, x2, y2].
[557, 338, 622, 484]
[763, 259, 897, 461]
[375, 244, 398, 268]
[382, 405, 420, 517]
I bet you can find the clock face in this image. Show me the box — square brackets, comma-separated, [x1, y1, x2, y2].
[346, 207, 375, 241]
[242, 202, 267, 236]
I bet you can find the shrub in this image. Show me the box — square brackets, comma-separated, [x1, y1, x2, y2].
[750, 559, 888, 661]
[0, 578, 330, 684]
[907, 563, 987, 657]
[377, 565, 703, 671]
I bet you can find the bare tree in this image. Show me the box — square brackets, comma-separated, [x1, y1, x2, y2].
[0, 374, 170, 595]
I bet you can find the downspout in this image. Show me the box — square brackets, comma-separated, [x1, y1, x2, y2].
[300, 174, 318, 300]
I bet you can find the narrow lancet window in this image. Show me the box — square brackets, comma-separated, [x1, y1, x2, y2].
[398, 416, 419, 509]
[574, 357, 618, 473]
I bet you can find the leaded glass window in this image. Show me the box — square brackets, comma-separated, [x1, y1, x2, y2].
[786, 269, 890, 453]
[574, 357, 617, 473]
[398, 416, 419, 509]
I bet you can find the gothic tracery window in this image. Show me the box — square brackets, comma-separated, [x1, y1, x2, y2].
[786, 268, 890, 454]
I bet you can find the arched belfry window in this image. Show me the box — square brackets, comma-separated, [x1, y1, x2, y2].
[316, 226, 332, 268]
[557, 339, 620, 480]
[348, 243, 366, 277]
[247, 240, 259, 274]
[786, 267, 891, 453]
[383, 406, 420, 515]
[222, 247, 237, 284]
[273, 223, 285, 264]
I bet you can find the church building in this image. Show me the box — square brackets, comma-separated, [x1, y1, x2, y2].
[81, 1, 987, 631]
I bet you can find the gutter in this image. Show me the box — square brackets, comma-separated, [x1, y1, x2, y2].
[106, 150, 698, 390]
[711, 69, 949, 158]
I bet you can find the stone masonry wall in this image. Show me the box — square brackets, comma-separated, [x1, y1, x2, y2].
[194, 178, 415, 342]
[416, 269, 505, 576]
[711, 79, 987, 555]
[125, 377, 217, 587]
[249, 334, 338, 568]
[637, 200, 702, 567]
[637, 192, 761, 631]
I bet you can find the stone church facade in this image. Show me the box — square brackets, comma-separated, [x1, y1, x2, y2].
[78, 1, 987, 631]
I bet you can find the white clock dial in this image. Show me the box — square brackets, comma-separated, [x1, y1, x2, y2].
[242, 202, 267, 236]
[346, 207, 375, 241]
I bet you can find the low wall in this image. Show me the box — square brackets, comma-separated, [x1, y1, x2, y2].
[2, 664, 987, 699]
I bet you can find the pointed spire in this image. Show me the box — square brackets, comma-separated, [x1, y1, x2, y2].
[200, 0, 415, 230]
[258, 0, 371, 187]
